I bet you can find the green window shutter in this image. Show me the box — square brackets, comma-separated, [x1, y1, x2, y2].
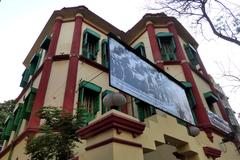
[150, 106, 156, 115]
[25, 93, 36, 116]
[29, 53, 41, 75]
[40, 35, 51, 50]
[79, 81, 102, 93]
[20, 68, 30, 88]
[135, 99, 145, 121]
[4, 114, 14, 140]
[101, 40, 108, 68]
[181, 82, 196, 109]
[181, 81, 197, 123]
[185, 44, 194, 60]
[137, 105, 145, 122]
[187, 89, 196, 109]
[93, 95, 100, 115]
[79, 88, 84, 105]
[157, 37, 163, 50]
[157, 32, 176, 61]
[102, 90, 114, 113]
[79, 81, 102, 115]
[134, 42, 146, 57]
[82, 29, 100, 61]
[13, 105, 22, 130]
[83, 31, 88, 46]
[170, 37, 176, 51]
[22, 100, 28, 119]
[23, 88, 37, 119]
[184, 44, 199, 66]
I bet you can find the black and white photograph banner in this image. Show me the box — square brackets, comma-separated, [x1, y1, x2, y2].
[108, 36, 195, 125]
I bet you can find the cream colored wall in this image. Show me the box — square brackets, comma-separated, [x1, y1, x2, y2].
[136, 113, 240, 160]
[191, 71, 223, 117]
[11, 139, 29, 160]
[55, 22, 74, 55]
[144, 144, 179, 160]
[80, 22, 108, 65]
[179, 36, 190, 61]
[164, 65, 186, 82]
[112, 143, 144, 160]
[85, 143, 114, 160]
[74, 63, 118, 115]
[44, 61, 69, 107]
[0, 152, 9, 160]
[32, 72, 42, 89]
[131, 31, 154, 63]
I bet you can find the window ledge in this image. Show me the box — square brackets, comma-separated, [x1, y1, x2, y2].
[163, 60, 181, 65]
[79, 55, 108, 72]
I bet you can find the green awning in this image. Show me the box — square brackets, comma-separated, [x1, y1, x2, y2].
[102, 39, 108, 44]
[102, 90, 114, 98]
[84, 28, 100, 39]
[181, 82, 192, 88]
[40, 35, 51, 50]
[204, 91, 218, 103]
[79, 81, 102, 93]
[157, 32, 173, 37]
[134, 42, 144, 49]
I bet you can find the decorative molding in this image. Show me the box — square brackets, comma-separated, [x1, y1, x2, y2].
[79, 55, 108, 73]
[85, 137, 142, 151]
[77, 112, 145, 139]
[198, 123, 230, 143]
[163, 60, 181, 65]
[203, 146, 221, 159]
[52, 54, 70, 61]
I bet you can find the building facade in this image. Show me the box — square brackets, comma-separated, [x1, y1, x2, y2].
[0, 6, 240, 160]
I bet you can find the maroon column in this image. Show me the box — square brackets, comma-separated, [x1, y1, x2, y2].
[146, 21, 164, 69]
[167, 22, 210, 125]
[27, 16, 63, 129]
[63, 14, 83, 113]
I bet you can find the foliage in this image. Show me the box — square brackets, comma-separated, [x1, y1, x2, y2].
[25, 105, 94, 160]
[0, 100, 15, 143]
[147, 0, 240, 46]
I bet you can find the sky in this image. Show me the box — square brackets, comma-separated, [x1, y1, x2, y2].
[0, 0, 239, 120]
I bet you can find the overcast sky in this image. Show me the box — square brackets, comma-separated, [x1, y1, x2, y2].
[0, 0, 239, 120]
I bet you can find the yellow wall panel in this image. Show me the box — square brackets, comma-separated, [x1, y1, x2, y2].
[56, 22, 74, 55]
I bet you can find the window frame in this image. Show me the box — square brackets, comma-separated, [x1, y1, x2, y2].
[78, 81, 102, 116]
[82, 28, 101, 61]
[101, 39, 108, 68]
[135, 99, 156, 122]
[181, 82, 197, 124]
[157, 32, 177, 61]
[134, 42, 146, 57]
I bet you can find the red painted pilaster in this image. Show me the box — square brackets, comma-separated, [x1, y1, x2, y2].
[167, 22, 210, 125]
[146, 21, 164, 69]
[167, 22, 186, 61]
[27, 16, 63, 129]
[63, 14, 83, 113]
